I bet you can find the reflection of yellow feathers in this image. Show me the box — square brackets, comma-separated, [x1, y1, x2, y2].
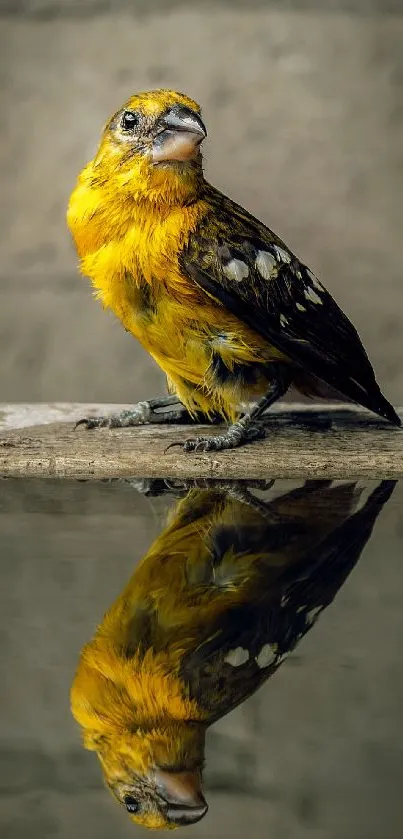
[71, 480, 395, 829]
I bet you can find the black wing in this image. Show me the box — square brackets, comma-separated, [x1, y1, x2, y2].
[181, 189, 400, 425]
[179, 480, 396, 722]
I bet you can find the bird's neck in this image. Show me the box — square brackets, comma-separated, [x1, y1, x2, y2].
[95, 722, 206, 798]
[67, 171, 209, 292]
[71, 639, 207, 777]
[68, 159, 207, 256]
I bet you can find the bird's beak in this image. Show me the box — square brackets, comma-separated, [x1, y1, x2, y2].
[152, 106, 207, 164]
[155, 768, 208, 826]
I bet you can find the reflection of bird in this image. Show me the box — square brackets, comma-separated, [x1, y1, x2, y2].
[67, 89, 400, 453]
[70, 479, 395, 829]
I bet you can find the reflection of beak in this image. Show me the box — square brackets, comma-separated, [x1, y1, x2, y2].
[155, 768, 208, 826]
[152, 105, 207, 164]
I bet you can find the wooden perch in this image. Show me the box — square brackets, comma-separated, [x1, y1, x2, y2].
[0, 402, 402, 480]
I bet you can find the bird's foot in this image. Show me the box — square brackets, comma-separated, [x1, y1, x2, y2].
[167, 420, 266, 454]
[75, 396, 189, 430]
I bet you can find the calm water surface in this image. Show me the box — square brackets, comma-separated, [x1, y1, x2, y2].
[1, 477, 403, 839]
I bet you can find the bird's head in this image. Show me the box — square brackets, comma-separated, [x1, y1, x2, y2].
[85, 723, 208, 830]
[91, 89, 207, 206]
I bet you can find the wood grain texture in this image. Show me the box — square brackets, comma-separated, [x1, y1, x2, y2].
[0, 402, 402, 480]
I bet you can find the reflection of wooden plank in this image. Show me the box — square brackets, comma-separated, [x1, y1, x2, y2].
[0, 402, 402, 480]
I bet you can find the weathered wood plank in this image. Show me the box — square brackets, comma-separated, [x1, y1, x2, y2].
[0, 403, 402, 479]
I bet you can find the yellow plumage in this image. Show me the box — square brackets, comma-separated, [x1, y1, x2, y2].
[67, 88, 399, 445]
[67, 90, 286, 423]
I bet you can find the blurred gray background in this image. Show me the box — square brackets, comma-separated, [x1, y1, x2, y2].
[1, 0, 402, 407]
[1, 3, 403, 839]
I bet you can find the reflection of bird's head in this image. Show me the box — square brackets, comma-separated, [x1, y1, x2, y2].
[71, 647, 207, 830]
[100, 731, 207, 830]
[77, 90, 206, 208]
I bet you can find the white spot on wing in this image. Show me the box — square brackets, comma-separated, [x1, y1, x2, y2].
[255, 643, 277, 668]
[223, 259, 249, 283]
[305, 606, 322, 626]
[273, 245, 292, 264]
[225, 646, 250, 667]
[307, 269, 323, 290]
[255, 250, 276, 280]
[277, 651, 291, 664]
[280, 315, 288, 327]
[304, 287, 322, 305]
[296, 302, 306, 312]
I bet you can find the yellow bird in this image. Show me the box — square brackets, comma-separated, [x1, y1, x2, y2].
[70, 479, 395, 829]
[67, 89, 400, 452]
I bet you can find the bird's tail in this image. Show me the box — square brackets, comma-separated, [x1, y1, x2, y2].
[362, 385, 401, 427]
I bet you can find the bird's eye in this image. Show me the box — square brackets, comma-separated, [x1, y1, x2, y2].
[124, 795, 140, 814]
[121, 111, 138, 132]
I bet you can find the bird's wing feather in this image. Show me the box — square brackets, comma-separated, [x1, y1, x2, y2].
[181, 191, 399, 424]
[179, 480, 396, 722]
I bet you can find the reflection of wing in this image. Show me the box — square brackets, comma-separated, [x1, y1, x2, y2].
[181, 190, 400, 425]
[179, 481, 396, 722]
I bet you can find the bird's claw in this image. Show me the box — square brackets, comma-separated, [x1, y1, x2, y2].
[165, 422, 266, 454]
[75, 417, 91, 430]
[164, 441, 185, 454]
[74, 404, 153, 431]
[75, 416, 108, 430]
[184, 437, 223, 453]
